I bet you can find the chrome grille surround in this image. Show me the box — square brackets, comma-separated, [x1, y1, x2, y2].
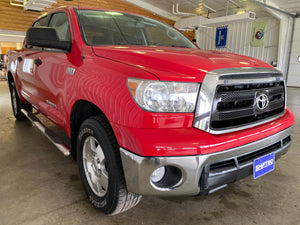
[193, 67, 286, 134]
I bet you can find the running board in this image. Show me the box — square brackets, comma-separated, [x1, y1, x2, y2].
[21, 109, 71, 156]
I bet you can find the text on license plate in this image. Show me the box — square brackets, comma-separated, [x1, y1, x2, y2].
[253, 153, 275, 179]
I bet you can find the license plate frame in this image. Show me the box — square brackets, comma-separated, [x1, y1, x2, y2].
[253, 153, 275, 179]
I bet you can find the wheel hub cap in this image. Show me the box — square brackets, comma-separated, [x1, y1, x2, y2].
[83, 136, 108, 197]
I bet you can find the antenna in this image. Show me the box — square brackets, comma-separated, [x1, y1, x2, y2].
[77, 0, 84, 61]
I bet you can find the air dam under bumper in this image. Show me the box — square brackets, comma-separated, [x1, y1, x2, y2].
[120, 126, 293, 196]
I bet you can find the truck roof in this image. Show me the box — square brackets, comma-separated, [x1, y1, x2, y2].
[38, 6, 145, 20]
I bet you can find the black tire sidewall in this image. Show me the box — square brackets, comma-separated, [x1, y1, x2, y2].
[77, 118, 121, 214]
[9, 82, 24, 119]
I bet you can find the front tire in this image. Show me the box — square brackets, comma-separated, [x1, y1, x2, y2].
[77, 116, 141, 215]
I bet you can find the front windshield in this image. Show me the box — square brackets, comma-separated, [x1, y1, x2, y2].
[77, 9, 197, 49]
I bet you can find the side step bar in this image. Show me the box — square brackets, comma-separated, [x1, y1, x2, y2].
[21, 109, 71, 156]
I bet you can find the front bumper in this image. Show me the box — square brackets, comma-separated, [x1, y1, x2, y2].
[120, 126, 293, 196]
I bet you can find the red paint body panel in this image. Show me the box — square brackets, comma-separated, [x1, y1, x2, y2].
[111, 109, 294, 156]
[93, 46, 273, 82]
[6, 6, 295, 158]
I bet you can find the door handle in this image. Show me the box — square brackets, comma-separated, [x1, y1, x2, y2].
[17, 56, 22, 62]
[34, 59, 42, 66]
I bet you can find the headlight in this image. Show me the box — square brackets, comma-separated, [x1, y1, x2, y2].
[127, 78, 200, 112]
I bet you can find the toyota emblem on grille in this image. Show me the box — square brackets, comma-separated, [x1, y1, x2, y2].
[256, 92, 269, 110]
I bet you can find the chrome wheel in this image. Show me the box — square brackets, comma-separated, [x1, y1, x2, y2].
[82, 136, 108, 197]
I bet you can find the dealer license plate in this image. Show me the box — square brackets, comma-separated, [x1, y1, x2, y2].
[253, 153, 275, 179]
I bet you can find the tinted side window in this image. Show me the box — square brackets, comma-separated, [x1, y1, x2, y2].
[33, 15, 50, 27]
[49, 13, 71, 41]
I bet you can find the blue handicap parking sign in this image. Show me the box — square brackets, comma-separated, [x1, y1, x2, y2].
[216, 26, 228, 48]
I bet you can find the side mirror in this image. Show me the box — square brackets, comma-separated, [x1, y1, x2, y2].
[26, 27, 71, 52]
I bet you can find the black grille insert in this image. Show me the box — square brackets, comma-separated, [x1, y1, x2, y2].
[237, 141, 281, 165]
[211, 81, 285, 130]
[210, 159, 236, 173]
[283, 136, 291, 146]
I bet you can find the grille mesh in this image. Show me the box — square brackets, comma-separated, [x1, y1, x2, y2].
[210, 81, 285, 130]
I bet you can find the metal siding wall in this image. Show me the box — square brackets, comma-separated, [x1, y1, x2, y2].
[197, 18, 280, 65]
[287, 18, 300, 87]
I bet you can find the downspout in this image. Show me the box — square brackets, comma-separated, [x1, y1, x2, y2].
[285, 17, 296, 83]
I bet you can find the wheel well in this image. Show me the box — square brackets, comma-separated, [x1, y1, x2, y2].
[70, 100, 108, 160]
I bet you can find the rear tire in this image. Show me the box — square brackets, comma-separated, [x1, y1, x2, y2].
[9, 82, 32, 121]
[77, 116, 141, 215]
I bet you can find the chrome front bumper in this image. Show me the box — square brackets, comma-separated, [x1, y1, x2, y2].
[120, 126, 293, 196]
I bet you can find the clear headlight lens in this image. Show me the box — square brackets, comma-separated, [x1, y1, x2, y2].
[127, 78, 200, 112]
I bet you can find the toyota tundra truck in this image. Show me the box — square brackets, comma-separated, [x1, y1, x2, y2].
[6, 7, 294, 215]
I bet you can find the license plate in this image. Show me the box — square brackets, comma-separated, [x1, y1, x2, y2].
[253, 153, 275, 179]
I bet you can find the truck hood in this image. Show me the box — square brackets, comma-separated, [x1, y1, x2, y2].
[92, 46, 272, 82]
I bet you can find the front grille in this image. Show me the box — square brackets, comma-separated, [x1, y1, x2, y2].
[193, 68, 285, 134]
[210, 81, 285, 130]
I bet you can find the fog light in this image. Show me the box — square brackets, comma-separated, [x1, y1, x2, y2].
[150, 166, 166, 183]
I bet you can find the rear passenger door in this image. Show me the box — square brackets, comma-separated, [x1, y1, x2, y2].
[16, 15, 50, 107]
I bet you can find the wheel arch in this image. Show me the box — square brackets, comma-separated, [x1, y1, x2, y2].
[7, 71, 25, 103]
[69, 100, 114, 160]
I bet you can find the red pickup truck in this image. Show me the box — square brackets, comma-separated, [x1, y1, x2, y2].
[6, 6, 294, 215]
